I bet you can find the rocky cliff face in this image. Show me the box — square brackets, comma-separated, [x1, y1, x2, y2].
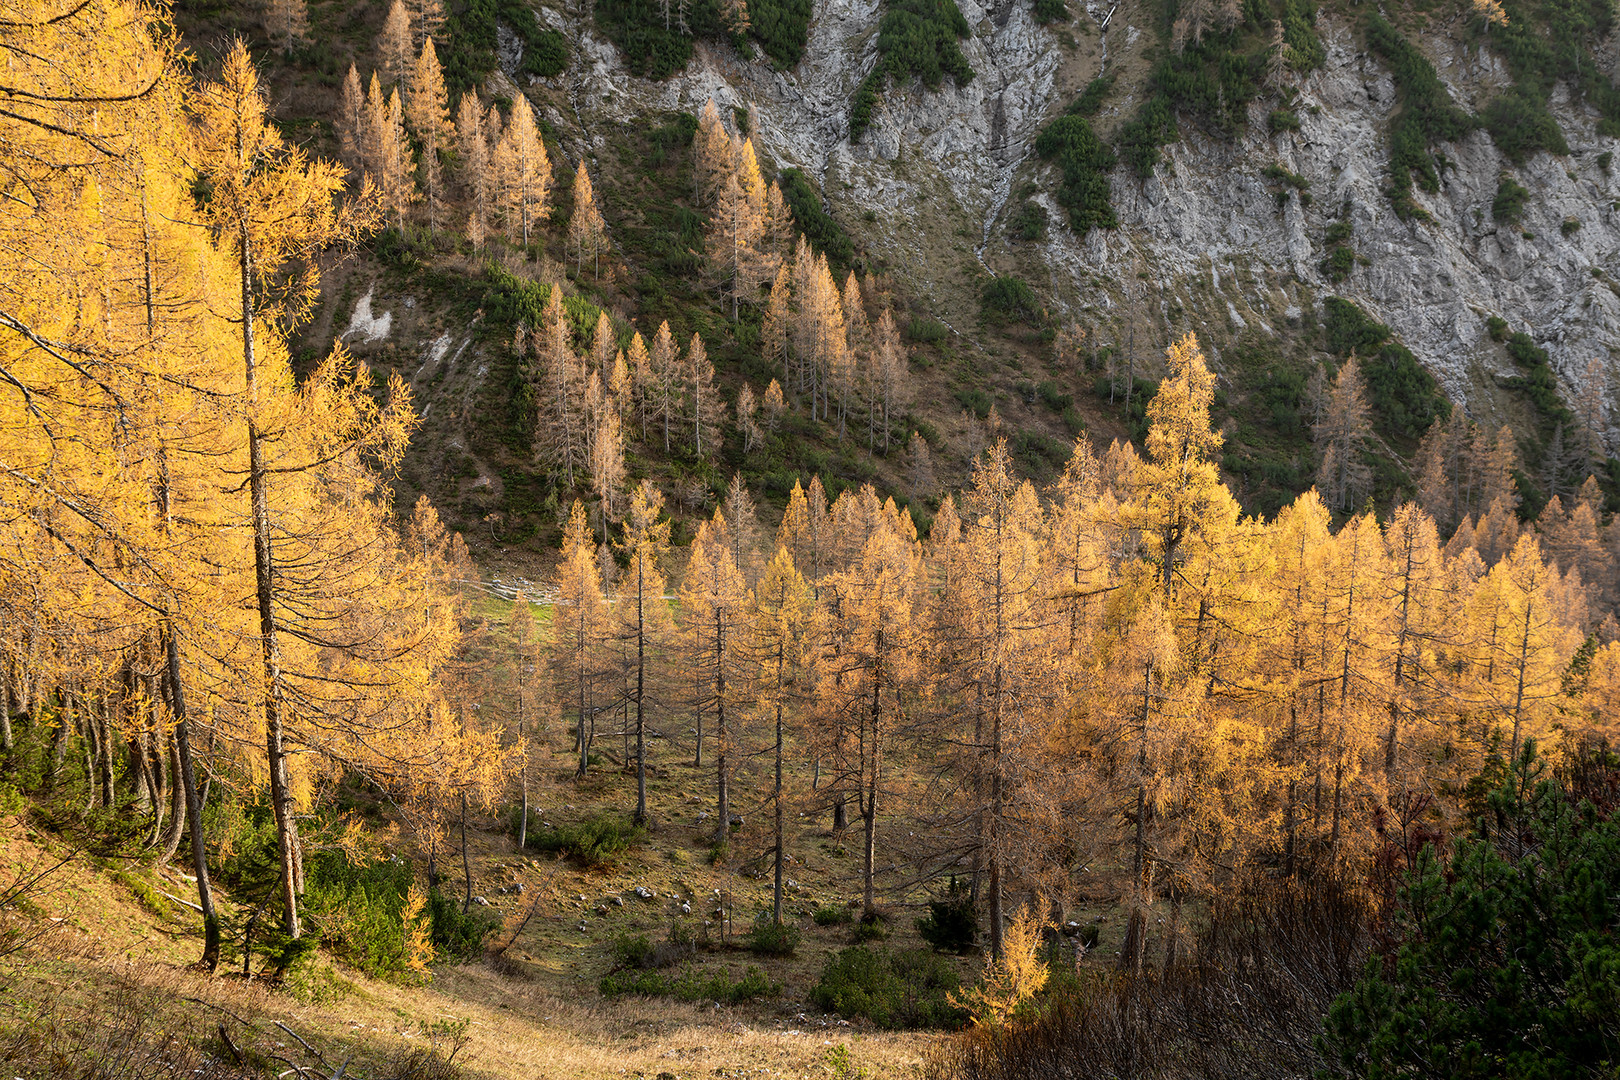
[522, 0, 1618, 449]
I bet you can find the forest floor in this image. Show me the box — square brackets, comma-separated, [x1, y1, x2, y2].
[0, 718, 1141, 1080]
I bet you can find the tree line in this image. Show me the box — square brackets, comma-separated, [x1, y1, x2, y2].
[529, 330, 1620, 967]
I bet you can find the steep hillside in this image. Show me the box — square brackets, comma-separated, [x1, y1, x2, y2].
[193, 0, 1620, 562]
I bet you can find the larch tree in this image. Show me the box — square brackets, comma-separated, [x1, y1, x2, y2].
[552, 502, 609, 778]
[528, 288, 588, 488]
[685, 332, 725, 459]
[762, 378, 786, 431]
[1105, 332, 1242, 969]
[934, 445, 1051, 958]
[1314, 356, 1375, 513]
[694, 98, 734, 206]
[592, 411, 626, 528]
[615, 482, 674, 824]
[568, 162, 609, 278]
[408, 0, 446, 43]
[455, 92, 490, 239]
[762, 264, 792, 390]
[1465, 535, 1581, 764]
[625, 331, 653, 440]
[380, 89, 417, 232]
[406, 39, 453, 233]
[378, 0, 414, 89]
[650, 320, 680, 452]
[752, 547, 813, 925]
[193, 40, 387, 939]
[337, 64, 365, 168]
[265, 0, 309, 54]
[871, 308, 905, 452]
[738, 385, 762, 453]
[818, 500, 921, 914]
[1378, 503, 1449, 778]
[501, 95, 552, 247]
[681, 513, 753, 841]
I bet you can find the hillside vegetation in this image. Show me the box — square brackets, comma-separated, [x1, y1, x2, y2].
[3, 1, 1620, 1079]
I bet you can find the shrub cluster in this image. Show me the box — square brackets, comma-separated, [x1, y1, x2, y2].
[523, 812, 645, 864]
[1322, 744, 1620, 1079]
[980, 276, 1043, 325]
[814, 904, 856, 925]
[1067, 75, 1111, 117]
[850, 0, 973, 141]
[745, 914, 802, 955]
[1322, 297, 1449, 440]
[1116, 0, 1318, 179]
[441, 0, 567, 93]
[810, 946, 967, 1028]
[916, 876, 978, 953]
[1493, 175, 1531, 224]
[592, 0, 810, 78]
[1034, 116, 1118, 236]
[777, 168, 856, 267]
[1010, 200, 1048, 241]
[1501, 330, 1576, 436]
[1364, 14, 1475, 219]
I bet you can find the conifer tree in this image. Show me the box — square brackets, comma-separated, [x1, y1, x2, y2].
[455, 92, 490, 238]
[872, 308, 905, 452]
[591, 410, 626, 528]
[265, 0, 310, 54]
[762, 264, 792, 387]
[503, 96, 552, 248]
[1464, 535, 1578, 763]
[762, 378, 786, 431]
[552, 502, 608, 778]
[1314, 356, 1375, 512]
[682, 514, 752, 840]
[362, 72, 388, 183]
[616, 482, 673, 823]
[752, 547, 813, 925]
[694, 98, 734, 206]
[407, 39, 452, 233]
[193, 41, 387, 939]
[408, 0, 446, 44]
[337, 64, 365, 167]
[626, 331, 654, 440]
[685, 332, 725, 458]
[528, 287, 588, 487]
[378, 0, 413, 89]
[907, 431, 936, 498]
[568, 162, 609, 277]
[1378, 503, 1449, 777]
[933, 445, 1050, 957]
[380, 89, 417, 232]
[650, 320, 680, 453]
[738, 384, 762, 453]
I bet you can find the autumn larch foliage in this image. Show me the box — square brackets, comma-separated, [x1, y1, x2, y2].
[0, 4, 475, 964]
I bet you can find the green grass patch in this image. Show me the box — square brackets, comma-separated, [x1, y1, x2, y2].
[600, 964, 779, 1002]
